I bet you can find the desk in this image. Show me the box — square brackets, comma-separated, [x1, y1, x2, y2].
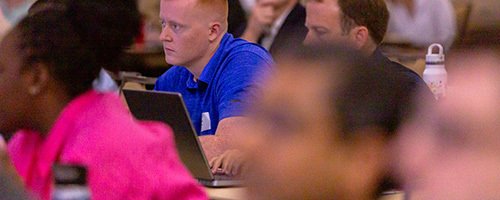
[205, 187, 247, 200]
[204, 187, 405, 200]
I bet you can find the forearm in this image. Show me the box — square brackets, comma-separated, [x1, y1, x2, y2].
[198, 117, 246, 160]
[199, 135, 233, 161]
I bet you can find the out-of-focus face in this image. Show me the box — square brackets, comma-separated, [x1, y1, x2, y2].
[159, 0, 211, 67]
[304, 0, 352, 46]
[243, 61, 350, 199]
[0, 31, 33, 135]
[257, 0, 292, 18]
[395, 53, 500, 200]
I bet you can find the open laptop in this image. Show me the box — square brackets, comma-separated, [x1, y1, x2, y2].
[122, 89, 242, 187]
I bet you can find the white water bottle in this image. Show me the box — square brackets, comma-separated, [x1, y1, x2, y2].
[423, 43, 447, 100]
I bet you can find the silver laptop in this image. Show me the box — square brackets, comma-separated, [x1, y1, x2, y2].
[123, 89, 242, 187]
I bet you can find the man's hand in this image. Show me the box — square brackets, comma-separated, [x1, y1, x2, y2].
[209, 149, 246, 176]
[241, 3, 278, 43]
[198, 117, 247, 160]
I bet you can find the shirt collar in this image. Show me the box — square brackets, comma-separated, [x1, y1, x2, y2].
[186, 33, 232, 89]
[371, 47, 388, 64]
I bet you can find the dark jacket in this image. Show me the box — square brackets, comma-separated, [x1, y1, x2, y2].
[234, 3, 308, 56]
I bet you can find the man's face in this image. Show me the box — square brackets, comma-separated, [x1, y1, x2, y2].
[395, 54, 500, 199]
[159, 0, 211, 67]
[244, 61, 350, 199]
[304, 0, 352, 46]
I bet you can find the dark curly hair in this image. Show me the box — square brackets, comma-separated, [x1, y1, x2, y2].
[15, 0, 141, 97]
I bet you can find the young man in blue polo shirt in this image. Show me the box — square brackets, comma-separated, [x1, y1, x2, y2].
[155, 0, 273, 164]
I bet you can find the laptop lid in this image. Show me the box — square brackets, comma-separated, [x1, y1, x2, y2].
[122, 89, 215, 181]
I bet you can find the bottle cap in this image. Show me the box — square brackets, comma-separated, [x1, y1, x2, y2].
[426, 43, 445, 64]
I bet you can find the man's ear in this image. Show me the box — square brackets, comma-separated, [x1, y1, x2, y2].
[208, 22, 222, 42]
[22, 63, 50, 96]
[349, 26, 370, 49]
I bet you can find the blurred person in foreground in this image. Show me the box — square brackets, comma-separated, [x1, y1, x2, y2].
[243, 45, 418, 199]
[395, 50, 500, 199]
[27, 0, 119, 93]
[0, 0, 206, 199]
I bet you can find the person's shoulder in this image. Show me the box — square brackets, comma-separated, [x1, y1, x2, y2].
[223, 34, 273, 61]
[372, 50, 423, 88]
[387, 59, 423, 83]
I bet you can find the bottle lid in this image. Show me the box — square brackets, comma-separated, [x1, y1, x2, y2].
[53, 164, 87, 185]
[426, 43, 445, 64]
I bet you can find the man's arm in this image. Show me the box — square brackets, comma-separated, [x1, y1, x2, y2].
[198, 116, 245, 161]
[241, 3, 276, 43]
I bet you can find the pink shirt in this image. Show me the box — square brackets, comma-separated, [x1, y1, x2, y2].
[8, 90, 207, 200]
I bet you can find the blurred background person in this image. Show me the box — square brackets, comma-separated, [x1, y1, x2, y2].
[242, 45, 418, 199]
[0, 9, 10, 40]
[384, 0, 456, 49]
[235, 0, 307, 56]
[304, 0, 429, 97]
[394, 50, 500, 200]
[0, 0, 34, 25]
[228, 0, 247, 35]
[239, 0, 256, 13]
[0, 0, 206, 199]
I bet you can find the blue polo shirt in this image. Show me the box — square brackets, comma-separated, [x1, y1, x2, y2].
[154, 33, 273, 136]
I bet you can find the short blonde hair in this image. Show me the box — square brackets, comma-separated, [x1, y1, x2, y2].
[195, 0, 228, 29]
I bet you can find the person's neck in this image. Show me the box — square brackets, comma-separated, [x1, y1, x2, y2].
[361, 42, 378, 56]
[31, 90, 72, 136]
[186, 34, 224, 79]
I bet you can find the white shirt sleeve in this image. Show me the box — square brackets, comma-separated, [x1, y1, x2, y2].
[431, 0, 456, 49]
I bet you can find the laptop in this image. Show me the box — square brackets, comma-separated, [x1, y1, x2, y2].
[122, 89, 242, 187]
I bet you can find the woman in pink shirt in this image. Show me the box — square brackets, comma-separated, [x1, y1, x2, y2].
[0, 0, 207, 199]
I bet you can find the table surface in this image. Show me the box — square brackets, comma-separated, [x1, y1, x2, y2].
[204, 187, 405, 200]
[205, 187, 247, 200]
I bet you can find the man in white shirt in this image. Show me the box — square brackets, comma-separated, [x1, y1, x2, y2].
[385, 0, 456, 49]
